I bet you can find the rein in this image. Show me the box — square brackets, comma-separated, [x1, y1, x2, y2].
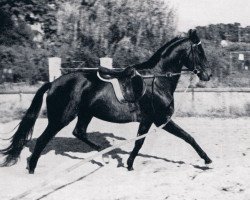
[139, 69, 190, 79]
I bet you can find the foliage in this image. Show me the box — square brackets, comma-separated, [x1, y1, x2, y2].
[202, 41, 229, 73]
[0, 5, 49, 83]
[0, 8, 33, 46]
[56, 0, 177, 68]
[195, 23, 250, 87]
[0, 45, 49, 83]
[195, 40, 250, 87]
[0, 0, 60, 83]
[0, 0, 177, 82]
[196, 23, 250, 43]
[0, 0, 58, 37]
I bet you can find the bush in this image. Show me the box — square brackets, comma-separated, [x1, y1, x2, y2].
[0, 45, 49, 83]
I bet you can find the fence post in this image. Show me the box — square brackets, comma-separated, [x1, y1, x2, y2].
[19, 92, 22, 103]
[48, 57, 62, 82]
[100, 57, 113, 69]
[219, 68, 223, 86]
[191, 87, 196, 114]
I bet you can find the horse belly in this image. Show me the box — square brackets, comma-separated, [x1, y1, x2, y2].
[89, 89, 136, 123]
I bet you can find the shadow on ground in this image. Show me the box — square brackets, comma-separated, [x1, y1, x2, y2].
[25, 131, 210, 170]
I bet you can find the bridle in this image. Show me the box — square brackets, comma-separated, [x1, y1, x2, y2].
[139, 40, 203, 79]
[188, 40, 202, 75]
[147, 40, 203, 115]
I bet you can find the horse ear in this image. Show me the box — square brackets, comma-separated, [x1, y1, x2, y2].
[192, 29, 197, 37]
[188, 29, 197, 37]
[188, 29, 199, 43]
[188, 29, 193, 38]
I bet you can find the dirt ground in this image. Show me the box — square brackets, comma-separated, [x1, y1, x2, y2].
[0, 117, 249, 200]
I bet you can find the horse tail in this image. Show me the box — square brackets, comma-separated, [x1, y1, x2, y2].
[0, 82, 51, 167]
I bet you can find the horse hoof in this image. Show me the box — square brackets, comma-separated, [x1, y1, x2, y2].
[26, 165, 35, 174]
[205, 158, 212, 165]
[117, 163, 125, 168]
[96, 146, 102, 151]
[127, 166, 134, 171]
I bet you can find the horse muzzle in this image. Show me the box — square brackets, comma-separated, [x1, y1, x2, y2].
[198, 68, 212, 81]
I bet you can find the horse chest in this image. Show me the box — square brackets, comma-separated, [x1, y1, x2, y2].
[142, 90, 174, 126]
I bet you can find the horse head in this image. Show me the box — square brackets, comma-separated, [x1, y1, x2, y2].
[184, 29, 212, 81]
[160, 29, 212, 81]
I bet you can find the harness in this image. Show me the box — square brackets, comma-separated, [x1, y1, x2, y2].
[96, 41, 202, 123]
[10, 41, 204, 200]
[147, 40, 202, 118]
[97, 41, 202, 121]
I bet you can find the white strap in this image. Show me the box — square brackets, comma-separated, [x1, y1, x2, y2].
[193, 41, 201, 47]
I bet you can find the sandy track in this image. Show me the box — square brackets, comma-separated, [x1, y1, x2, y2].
[0, 117, 249, 200]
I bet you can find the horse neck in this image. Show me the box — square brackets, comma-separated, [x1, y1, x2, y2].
[154, 49, 185, 94]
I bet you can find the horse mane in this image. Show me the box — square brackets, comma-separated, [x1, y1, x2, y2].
[132, 37, 182, 69]
[161, 37, 189, 58]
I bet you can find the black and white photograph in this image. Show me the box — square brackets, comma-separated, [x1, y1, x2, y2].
[0, 0, 249, 199]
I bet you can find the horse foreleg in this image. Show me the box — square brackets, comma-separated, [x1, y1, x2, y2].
[73, 113, 101, 151]
[163, 120, 212, 164]
[127, 120, 152, 171]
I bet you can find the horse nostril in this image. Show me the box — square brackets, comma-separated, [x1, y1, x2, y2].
[210, 74, 213, 77]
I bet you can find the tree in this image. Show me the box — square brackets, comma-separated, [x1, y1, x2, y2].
[56, 0, 177, 68]
[0, 0, 177, 82]
[0, 1, 50, 83]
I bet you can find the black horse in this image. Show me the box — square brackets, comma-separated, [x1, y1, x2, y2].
[0, 30, 212, 173]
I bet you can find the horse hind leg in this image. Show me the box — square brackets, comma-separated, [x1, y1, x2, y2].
[27, 77, 88, 173]
[28, 107, 78, 173]
[73, 113, 101, 151]
[27, 123, 64, 174]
